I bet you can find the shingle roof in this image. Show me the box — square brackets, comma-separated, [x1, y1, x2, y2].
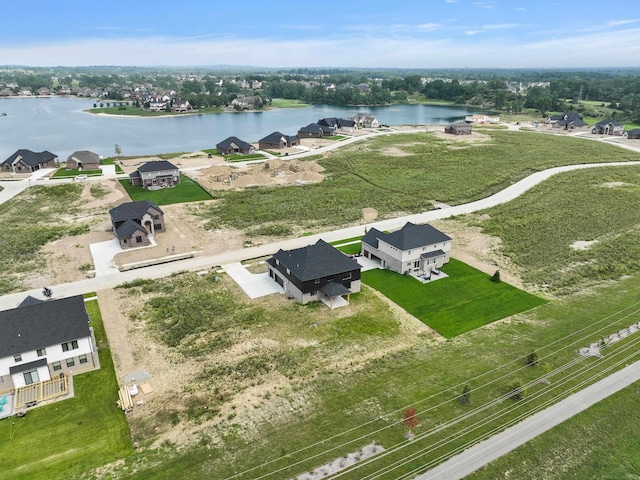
[321, 282, 350, 296]
[18, 296, 44, 308]
[364, 222, 451, 251]
[10, 358, 47, 375]
[0, 295, 91, 357]
[109, 200, 162, 223]
[268, 240, 360, 282]
[136, 160, 178, 173]
[421, 249, 446, 259]
[259, 131, 287, 143]
[216, 136, 253, 151]
[2, 149, 57, 167]
[595, 119, 624, 127]
[298, 123, 323, 134]
[115, 219, 147, 239]
[67, 150, 101, 165]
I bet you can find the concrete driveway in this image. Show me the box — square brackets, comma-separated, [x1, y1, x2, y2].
[89, 239, 122, 276]
[221, 262, 283, 299]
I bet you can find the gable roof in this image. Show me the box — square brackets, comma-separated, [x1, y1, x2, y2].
[114, 219, 148, 239]
[595, 118, 624, 127]
[259, 131, 288, 143]
[216, 136, 254, 151]
[364, 222, 451, 251]
[3, 149, 57, 167]
[268, 239, 360, 282]
[0, 295, 91, 357]
[109, 200, 163, 223]
[136, 160, 178, 173]
[18, 296, 44, 308]
[67, 150, 101, 165]
[298, 123, 323, 134]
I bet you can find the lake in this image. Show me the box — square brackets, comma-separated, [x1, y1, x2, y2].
[0, 97, 488, 161]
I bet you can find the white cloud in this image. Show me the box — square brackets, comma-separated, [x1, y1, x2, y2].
[607, 19, 639, 26]
[417, 23, 439, 30]
[2, 28, 640, 69]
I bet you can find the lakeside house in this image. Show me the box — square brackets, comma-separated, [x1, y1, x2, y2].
[591, 119, 624, 136]
[216, 136, 256, 155]
[66, 150, 101, 170]
[548, 112, 588, 131]
[258, 132, 300, 150]
[129, 160, 180, 189]
[2, 149, 57, 173]
[444, 121, 472, 135]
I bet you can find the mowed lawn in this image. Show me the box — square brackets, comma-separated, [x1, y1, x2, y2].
[362, 259, 546, 337]
[0, 300, 132, 480]
[119, 174, 212, 205]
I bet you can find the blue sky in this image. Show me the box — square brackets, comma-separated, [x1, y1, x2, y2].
[1, 0, 639, 68]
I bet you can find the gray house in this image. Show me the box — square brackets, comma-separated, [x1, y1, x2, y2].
[591, 119, 624, 136]
[444, 122, 472, 135]
[66, 150, 101, 170]
[267, 240, 361, 307]
[2, 149, 57, 173]
[109, 200, 165, 248]
[216, 136, 256, 155]
[129, 160, 180, 188]
[258, 132, 299, 150]
[361, 222, 452, 276]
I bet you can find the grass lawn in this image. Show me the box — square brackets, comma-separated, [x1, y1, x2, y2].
[270, 98, 311, 108]
[119, 174, 213, 205]
[468, 381, 640, 480]
[0, 299, 132, 480]
[52, 168, 102, 178]
[362, 259, 547, 337]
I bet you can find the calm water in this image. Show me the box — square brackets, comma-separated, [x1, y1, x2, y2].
[0, 97, 487, 161]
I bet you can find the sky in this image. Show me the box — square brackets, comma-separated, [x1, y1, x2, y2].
[1, 0, 639, 69]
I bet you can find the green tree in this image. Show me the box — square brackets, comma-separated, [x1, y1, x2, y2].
[114, 144, 122, 157]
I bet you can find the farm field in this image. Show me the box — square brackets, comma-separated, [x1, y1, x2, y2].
[361, 259, 546, 337]
[0, 299, 132, 480]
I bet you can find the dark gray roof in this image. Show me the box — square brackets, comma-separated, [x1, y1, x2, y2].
[67, 150, 101, 165]
[259, 131, 287, 143]
[0, 295, 91, 358]
[216, 136, 254, 151]
[136, 160, 178, 173]
[450, 121, 471, 127]
[627, 129, 640, 135]
[18, 296, 44, 308]
[318, 117, 339, 127]
[298, 123, 323, 134]
[421, 249, 446, 259]
[595, 119, 624, 127]
[10, 358, 47, 375]
[321, 282, 350, 296]
[2, 149, 57, 167]
[115, 219, 147, 239]
[364, 222, 451, 251]
[109, 200, 162, 223]
[268, 239, 360, 282]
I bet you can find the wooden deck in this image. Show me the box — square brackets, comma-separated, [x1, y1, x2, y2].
[14, 374, 68, 408]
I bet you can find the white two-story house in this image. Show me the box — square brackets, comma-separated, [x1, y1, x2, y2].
[361, 222, 452, 275]
[0, 295, 99, 395]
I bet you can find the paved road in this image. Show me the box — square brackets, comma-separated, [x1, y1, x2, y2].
[415, 359, 640, 479]
[1, 159, 640, 311]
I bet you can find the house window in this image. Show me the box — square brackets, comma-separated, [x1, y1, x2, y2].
[14, 354, 22, 362]
[66, 358, 75, 368]
[154, 223, 162, 231]
[61, 340, 79, 352]
[154, 215, 160, 220]
[343, 273, 352, 280]
[286, 268, 290, 275]
[79, 354, 88, 364]
[52, 361, 62, 371]
[408, 250, 412, 255]
[310, 290, 317, 296]
[135, 235, 143, 243]
[314, 278, 321, 284]
[37, 348, 46, 357]
[24, 370, 39, 385]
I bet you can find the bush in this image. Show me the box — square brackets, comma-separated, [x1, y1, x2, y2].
[491, 270, 501, 283]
